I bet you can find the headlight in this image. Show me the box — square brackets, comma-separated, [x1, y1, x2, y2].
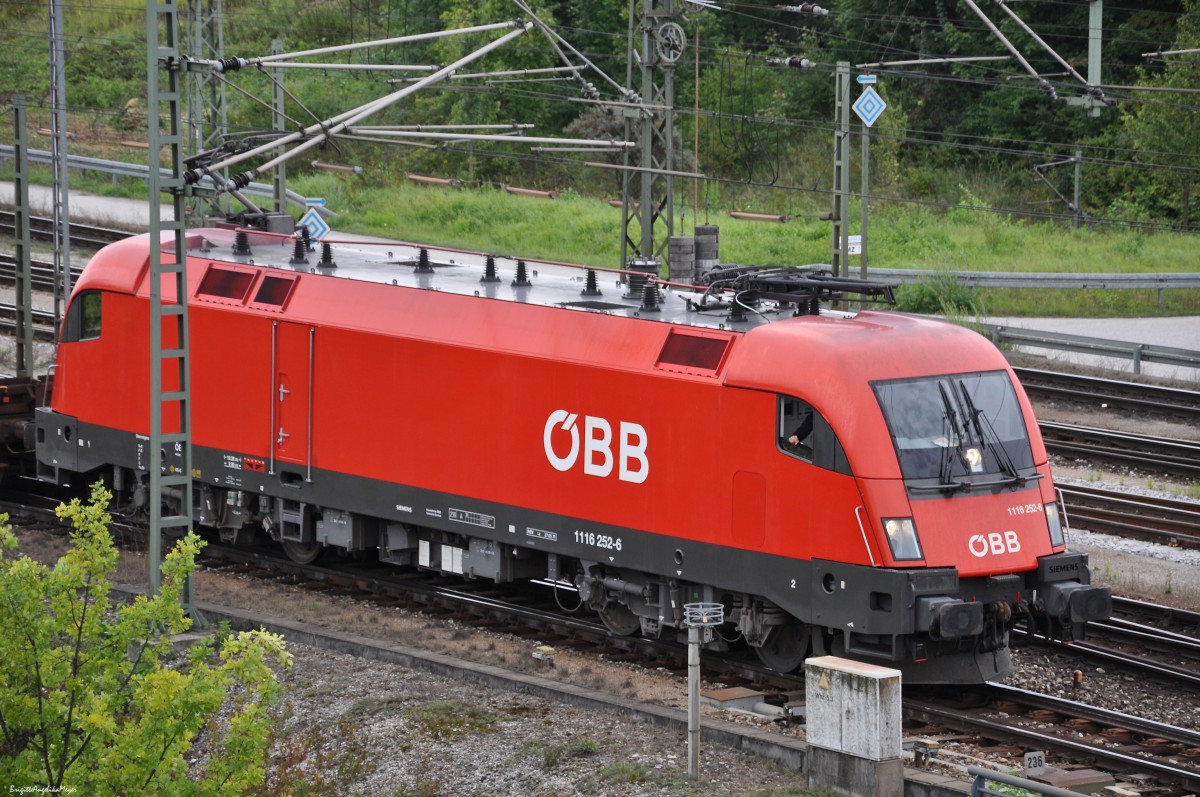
[1046, 503, 1065, 547]
[882, 517, 924, 561]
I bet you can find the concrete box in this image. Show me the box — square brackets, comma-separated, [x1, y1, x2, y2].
[804, 655, 902, 761]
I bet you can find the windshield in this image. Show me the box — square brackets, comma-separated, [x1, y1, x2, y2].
[873, 371, 1035, 484]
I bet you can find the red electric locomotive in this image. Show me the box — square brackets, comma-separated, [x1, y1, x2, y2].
[35, 227, 1110, 683]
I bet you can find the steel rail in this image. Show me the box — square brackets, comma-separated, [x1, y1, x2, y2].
[0, 210, 132, 250]
[1060, 484, 1200, 550]
[905, 695, 1200, 791]
[1017, 366, 1200, 425]
[1041, 421, 1200, 479]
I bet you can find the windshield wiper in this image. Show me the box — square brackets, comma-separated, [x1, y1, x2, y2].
[956, 379, 1028, 485]
[940, 381, 977, 443]
[936, 388, 957, 485]
[956, 380, 986, 443]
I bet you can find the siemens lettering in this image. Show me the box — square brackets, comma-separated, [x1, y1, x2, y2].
[543, 410, 649, 483]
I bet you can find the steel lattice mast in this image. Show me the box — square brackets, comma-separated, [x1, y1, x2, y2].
[620, 0, 685, 272]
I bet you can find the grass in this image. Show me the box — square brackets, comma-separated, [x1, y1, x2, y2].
[311, 177, 1200, 318]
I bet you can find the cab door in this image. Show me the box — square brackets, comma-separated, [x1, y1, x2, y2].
[272, 322, 313, 473]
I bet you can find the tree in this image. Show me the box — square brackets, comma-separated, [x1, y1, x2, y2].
[0, 484, 291, 796]
[1118, 0, 1200, 227]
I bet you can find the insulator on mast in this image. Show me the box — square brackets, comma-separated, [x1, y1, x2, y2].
[765, 55, 813, 69]
[776, 3, 829, 14]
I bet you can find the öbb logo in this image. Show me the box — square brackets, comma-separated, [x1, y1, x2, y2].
[543, 410, 649, 484]
[968, 531, 1021, 557]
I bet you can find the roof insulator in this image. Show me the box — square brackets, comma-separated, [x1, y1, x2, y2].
[481, 254, 501, 284]
[318, 242, 337, 269]
[415, 247, 435, 273]
[289, 237, 309, 265]
[232, 229, 251, 256]
[512, 259, 532, 287]
[625, 271, 648, 299]
[640, 284, 661, 312]
[581, 268, 602, 297]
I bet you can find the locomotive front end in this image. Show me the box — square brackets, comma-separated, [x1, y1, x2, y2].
[857, 367, 1111, 681]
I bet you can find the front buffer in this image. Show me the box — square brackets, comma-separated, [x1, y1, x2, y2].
[807, 550, 1110, 684]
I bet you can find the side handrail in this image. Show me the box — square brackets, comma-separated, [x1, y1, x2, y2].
[853, 505, 877, 567]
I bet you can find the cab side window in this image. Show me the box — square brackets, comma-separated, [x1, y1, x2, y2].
[62, 291, 102, 343]
[777, 395, 851, 475]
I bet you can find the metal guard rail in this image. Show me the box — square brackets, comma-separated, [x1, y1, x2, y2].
[0, 146, 334, 219]
[866, 267, 1200, 290]
[976, 322, 1200, 374]
[968, 765, 1096, 797]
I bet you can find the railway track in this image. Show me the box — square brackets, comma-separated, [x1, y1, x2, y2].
[0, 302, 59, 341]
[1041, 421, 1200, 480]
[906, 682, 1200, 794]
[1074, 619, 1200, 689]
[0, 210, 133, 250]
[1060, 484, 1200, 550]
[1016, 596, 1200, 691]
[1110, 594, 1200, 637]
[0, 253, 76, 292]
[7, 492, 1199, 793]
[1016, 367, 1200, 427]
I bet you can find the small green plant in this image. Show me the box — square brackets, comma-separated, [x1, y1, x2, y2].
[407, 699, 497, 740]
[541, 743, 565, 768]
[600, 761, 655, 785]
[570, 737, 600, 756]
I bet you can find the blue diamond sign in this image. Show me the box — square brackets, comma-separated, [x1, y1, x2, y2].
[852, 86, 887, 127]
[298, 207, 330, 241]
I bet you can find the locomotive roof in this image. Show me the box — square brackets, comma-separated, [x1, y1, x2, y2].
[138, 226, 894, 335]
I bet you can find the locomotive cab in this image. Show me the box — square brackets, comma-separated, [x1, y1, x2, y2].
[835, 365, 1111, 680]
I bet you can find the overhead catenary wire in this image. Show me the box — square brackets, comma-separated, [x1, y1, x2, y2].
[220, 20, 524, 67]
[388, 65, 581, 84]
[185, 22, 535, 189]
[347, 128, 634, 149]
[241, 62, 438, 72]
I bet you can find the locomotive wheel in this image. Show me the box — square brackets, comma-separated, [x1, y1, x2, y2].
[754, 617, 810, 673]
[281, 538, 324, 565]
[599, 602, 641, 636]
